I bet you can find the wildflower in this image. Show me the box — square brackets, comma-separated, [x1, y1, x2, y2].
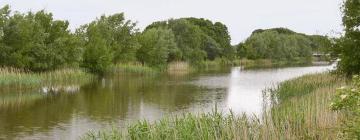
[340, 94, 348, 100]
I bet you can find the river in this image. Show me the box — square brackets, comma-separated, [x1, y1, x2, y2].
[0, 64, 336, 139]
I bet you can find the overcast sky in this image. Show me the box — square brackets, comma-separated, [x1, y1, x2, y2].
[0, 0, 343, 44]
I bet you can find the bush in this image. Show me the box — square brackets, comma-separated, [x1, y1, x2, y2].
[331, 75, 360, 139]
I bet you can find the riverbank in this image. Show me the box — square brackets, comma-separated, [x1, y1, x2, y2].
[110, 58, 315, 75]
[82, 72, 346, 140]
[0, 59, 311, 88]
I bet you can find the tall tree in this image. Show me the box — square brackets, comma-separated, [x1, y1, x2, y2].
[0, 7, 81, 71]
[137, 28, 177, 68]
[338, 0, 360, 75]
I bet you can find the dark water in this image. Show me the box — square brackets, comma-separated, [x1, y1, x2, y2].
[0, 64, 335, 140]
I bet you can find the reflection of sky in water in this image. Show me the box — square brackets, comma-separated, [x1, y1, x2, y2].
[192, 64, 336, 116]
[227, 64, 335, 115]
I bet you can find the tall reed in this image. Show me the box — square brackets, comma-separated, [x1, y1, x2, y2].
[0, 67, 93, 87]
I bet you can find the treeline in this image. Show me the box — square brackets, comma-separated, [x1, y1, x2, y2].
[235, 28, 331, 61]
[0, 5, 331, 74]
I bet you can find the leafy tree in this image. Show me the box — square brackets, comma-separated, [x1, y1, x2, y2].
[168, 19, 206, 64]
[137, 28, 177, 68]
[76, 13, 139, 73]
[81, 34, 113, 74]
[145, 18, 233, 63]
[338, 0, 360, 75]
[78, 13, 139, 64]
[0, 7, 81, 71]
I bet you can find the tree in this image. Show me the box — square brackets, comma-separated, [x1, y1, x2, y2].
[78, 13, 139, 64]
[76, 13, 140, 73]
[0, 7, 81, 71]
[338, 0, 360, 75]
[137, 28, 177, 68]
[0, 5, 10, 66]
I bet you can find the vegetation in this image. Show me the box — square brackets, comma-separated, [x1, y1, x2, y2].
[83, 73, 345, 140]
[337, 0, 360, 75]
[0, 5, 332, 75]
[331, 75, 360, 139]
[137, 28, 177, 68]
[76, 13, 139, 73]
[0, 5, 81, 71]
[0, 67, 93, 87]
[235, 28, 331, 61]
[112, 63, 159, 75]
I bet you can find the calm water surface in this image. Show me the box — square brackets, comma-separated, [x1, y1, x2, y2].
[0, 64, 335, 139]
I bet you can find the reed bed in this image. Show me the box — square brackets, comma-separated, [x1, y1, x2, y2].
[83, 73, 346, 140]
[112, 64, 159, 75]
[0, 67, 93, 87]
[167, 61, 193, 75]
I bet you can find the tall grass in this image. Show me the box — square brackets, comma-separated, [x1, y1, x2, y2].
[112, 63, 159, 75]
[0, 67, 93, 87]
[167, 61, 193, 75]
[267, 73, 346, 139]
[83, 73, 346, 140]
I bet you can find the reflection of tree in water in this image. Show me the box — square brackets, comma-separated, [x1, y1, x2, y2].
[0, 73, 226, 139]
[78, 73, 207, 119]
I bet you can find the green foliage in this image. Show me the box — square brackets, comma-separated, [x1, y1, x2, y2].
[0, 6, 81, 71]
[76, 13, 139, 73]
[331, 75, 360, 139]
[82, 37, 113, 74]
[137, 28, 177, 68]
[244, 30, 311, 60]
[0, 67, 93, 87]
[237, 28, 326, 61]
[145, 18, 233, 64]
[338, 0, 360, 75]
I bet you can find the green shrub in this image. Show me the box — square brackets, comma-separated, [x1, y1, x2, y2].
[331, 75, 360, 139]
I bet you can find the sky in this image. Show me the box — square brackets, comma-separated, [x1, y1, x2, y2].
[0, 0, 344, 45]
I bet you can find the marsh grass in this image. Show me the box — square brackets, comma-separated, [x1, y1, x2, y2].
[83, 73, 346, 140]
[0, 67, 93, 87]
[112, 64, 159, 75]
[267, 73, 346, 139]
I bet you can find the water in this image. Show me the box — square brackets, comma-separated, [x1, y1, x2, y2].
[0, 64, 335, 139]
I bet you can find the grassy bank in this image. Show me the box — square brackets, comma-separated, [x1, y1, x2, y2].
[112, 64, 159, 75]
[109, 58, 314, 75]
[83, 73, 346, 140]
[0, 67, 93, 87]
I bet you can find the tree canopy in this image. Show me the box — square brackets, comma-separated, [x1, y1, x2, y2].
[145, 18, 234, 63]
[236, 28, 331, 61]
[0, 6, 81, 71]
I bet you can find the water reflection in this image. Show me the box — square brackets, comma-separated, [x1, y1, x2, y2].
[226, 64, 335, 115]
[0, 64, 335, 139]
